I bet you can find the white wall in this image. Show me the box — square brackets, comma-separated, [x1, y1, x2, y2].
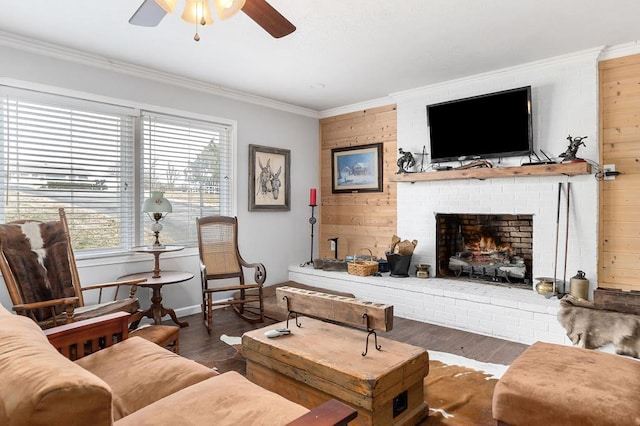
[391, 49, 601, 295]
[0, 44, 319, 317]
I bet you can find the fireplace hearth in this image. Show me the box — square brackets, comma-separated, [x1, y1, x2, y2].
[436, 213, 533, 286]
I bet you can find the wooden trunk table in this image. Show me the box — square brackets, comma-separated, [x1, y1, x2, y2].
[242, 317, 429, 426]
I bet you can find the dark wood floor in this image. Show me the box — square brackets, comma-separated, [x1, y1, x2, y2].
[172, 307, 528, 372]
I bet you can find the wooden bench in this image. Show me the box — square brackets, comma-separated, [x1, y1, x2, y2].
[243, 286, 429, 426]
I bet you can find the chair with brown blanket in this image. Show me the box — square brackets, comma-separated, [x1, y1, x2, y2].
[196, 216, 265, 333]
[0, 208, 145, 329]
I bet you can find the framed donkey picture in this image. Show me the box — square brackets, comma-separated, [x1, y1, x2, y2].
[249, 144, 291, 211]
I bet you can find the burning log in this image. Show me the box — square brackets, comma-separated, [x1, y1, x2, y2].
[449, 253, 526, 281]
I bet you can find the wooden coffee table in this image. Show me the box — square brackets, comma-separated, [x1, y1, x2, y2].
[242, 317, 429, 426]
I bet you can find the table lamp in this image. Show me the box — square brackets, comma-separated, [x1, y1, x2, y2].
[142, 191, 173, 248]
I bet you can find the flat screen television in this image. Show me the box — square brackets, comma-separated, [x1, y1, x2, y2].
[426, 86, 533, 163]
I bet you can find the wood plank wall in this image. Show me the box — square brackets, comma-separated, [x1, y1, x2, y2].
[318, 105, 397, 260]
[598, 53, 640, 291]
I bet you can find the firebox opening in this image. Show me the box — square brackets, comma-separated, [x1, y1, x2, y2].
[436, 214, 533, 287]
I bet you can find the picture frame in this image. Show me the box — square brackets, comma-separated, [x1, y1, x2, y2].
[249, 144, 291, 211]
[331, 143, 383, 193]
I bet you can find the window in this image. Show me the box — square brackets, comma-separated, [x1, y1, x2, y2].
[0, 86, 235, 255]
[140, 111, 233, 246]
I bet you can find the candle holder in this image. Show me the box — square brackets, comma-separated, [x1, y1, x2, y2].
[300, 204, 317, 267]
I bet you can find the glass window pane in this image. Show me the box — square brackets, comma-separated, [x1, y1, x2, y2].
[0, 92, 135, 253]
[141, 112, 233, 247]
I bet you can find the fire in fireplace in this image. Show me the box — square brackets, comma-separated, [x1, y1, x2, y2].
[436, 214, 533, 285]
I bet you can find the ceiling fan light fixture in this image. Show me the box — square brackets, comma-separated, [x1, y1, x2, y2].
[212, 0, 246, 20]
[181, 0, 214, 26]
[154, 0, 178, 13]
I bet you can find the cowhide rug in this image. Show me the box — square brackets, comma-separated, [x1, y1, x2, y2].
[218, 335, 506, 425]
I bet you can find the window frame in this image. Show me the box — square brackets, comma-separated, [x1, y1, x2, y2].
[0, 81, 238, 259]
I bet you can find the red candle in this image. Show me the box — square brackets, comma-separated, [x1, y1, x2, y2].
[309, 188, 317, 206]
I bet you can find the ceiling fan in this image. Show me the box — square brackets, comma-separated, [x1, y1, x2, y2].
[129, 0, 296, 40]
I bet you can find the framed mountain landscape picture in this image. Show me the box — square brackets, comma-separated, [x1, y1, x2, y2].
[331, 143, 383, 194]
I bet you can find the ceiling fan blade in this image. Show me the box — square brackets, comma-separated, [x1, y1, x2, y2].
[129, 0, 168, 27]
[242, 0, 296, 38]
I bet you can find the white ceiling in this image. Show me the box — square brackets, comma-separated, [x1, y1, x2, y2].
[1, 1, 639, 113]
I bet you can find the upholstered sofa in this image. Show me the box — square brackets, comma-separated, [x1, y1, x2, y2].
[0, 303, 356, 426]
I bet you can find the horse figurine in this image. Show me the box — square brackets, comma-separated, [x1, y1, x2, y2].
[397, 148, 416, 173]
[559, 135, 587, 161]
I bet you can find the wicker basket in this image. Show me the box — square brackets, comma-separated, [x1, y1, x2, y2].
[347, 248, 379, 276]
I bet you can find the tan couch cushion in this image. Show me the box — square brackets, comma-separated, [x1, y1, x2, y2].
[76, 336, 217, 420]
[0, 308, 112, 426]
[493, 341, 640, 426]
[115, 371, 310, 426]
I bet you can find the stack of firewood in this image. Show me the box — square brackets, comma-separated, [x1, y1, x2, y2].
[389, 235, 417, 256]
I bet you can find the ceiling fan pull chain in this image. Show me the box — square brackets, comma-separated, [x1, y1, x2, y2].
[194, 2, 201, 42]
[193, 1, 205, 41]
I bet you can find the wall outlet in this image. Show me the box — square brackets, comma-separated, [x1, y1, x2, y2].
[330, 240, 336, 251]
[603, 164, 616, 180]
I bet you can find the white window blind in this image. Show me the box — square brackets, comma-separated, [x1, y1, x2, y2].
[0, 89, 135, 253]
[141, 111, 233, 247]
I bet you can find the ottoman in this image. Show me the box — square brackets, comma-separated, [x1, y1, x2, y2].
[130, 325, 180, 354]
[492, 341, 640, 426]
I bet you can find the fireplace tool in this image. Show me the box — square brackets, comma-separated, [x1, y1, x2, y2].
[537, 181, 569, 298]
[561, 182, 571, 298]
[552, 182, 563, 297]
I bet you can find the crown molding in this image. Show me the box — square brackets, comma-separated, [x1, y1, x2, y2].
[599, 40, 640, 61]
[0, 30, 320, 119]
[318, 96, 395, 119]
[389, 47, 604, 103]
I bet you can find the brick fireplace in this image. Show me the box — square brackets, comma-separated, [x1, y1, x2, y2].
[398, 176, 596, 289]
[435, 213, 533, 286]
[289, 173, 597, 346]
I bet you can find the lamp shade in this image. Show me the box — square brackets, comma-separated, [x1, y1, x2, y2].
[142, 191, 173, 213]
[213, 0, 246, 20]
[154, 0, 178, 13]
[182, 0, 214, 25]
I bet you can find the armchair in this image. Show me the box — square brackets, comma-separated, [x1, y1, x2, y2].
[0, 208, 145, 329]
[196, 215, 266, 333]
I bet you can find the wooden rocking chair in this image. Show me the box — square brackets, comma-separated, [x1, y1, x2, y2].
[196, 216, 265, 333]
[0, 208, 145, 329]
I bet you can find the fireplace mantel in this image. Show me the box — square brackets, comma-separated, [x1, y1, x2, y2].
[389, 161, 591, 183]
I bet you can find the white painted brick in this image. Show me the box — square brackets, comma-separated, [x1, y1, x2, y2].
[439, 311, 457, 324]
[504, 307, 535, 320]
[533, 312, 557, 325]
[444, 304, 468, 317]
[519, 317, 550, 332]
[289, 266, 568, 344]
[490, 297, 519, 309]
[533, 329, 566, 344]
[507, 324, 535, 338]
[478, 318, 506, 332]
[516, 300, 549, 314]
[468, 308, 493, 321]
[455, 298, 483, 310]
[491, 314, 511, 326]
